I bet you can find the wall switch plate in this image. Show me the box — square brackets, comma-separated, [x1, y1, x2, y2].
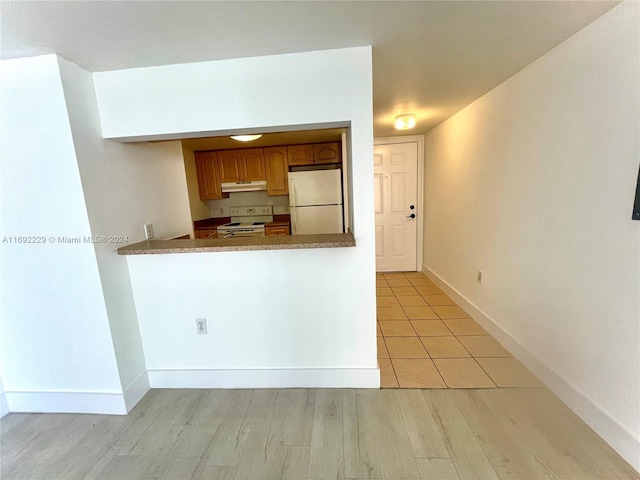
[477, 270, 484, 284]
[196, 318, 207, 334]
[144, 223, 154, 240]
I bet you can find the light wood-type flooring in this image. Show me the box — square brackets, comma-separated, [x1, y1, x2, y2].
[2, 388, 637, 479]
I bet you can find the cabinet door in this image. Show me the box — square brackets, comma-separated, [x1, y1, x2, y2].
[195, 228, 217, 239]
[265, 226, 290, 236]
[218, 150, 242, 182]
[241, 148, 266, 181]
[194, 151, 222, 200]
[264, 147, 288, 196]
[314, 142, 341, 164]
[287, 144, 314, 166]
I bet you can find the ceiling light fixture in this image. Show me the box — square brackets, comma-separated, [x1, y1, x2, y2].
[230, 134, 262, 142]
[394, 114, 416, 130]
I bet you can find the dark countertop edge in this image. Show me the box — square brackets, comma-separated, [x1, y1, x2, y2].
[117, 232, 355, 255]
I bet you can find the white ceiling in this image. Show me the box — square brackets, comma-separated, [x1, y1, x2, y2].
[1, 1, 618, 136]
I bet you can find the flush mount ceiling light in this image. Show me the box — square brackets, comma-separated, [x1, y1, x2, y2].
[230, 134, 262, 142]
[394, 114, 416, 130]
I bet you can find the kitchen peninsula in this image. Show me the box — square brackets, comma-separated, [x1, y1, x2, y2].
[117, 232, 356, 255]
[91, 46, 377, 391]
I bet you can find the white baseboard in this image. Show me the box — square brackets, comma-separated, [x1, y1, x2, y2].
[423, 265, 640, 473]
[1, 367, 379, 416]
[123, 371, 150, 412]
[4, 390, 128, 415]
[148, 367, 380, 389]
[0, 392, 9, 418]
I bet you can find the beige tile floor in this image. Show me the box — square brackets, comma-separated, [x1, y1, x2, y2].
[377, 272, 545, 389]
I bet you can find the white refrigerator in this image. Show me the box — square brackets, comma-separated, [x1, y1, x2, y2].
[288, 169, 344, 234]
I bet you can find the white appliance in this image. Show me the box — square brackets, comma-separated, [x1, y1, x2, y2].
[221, 180, 267, 193]
[288, 169, 344, 234]
[217, 205, 272, 238]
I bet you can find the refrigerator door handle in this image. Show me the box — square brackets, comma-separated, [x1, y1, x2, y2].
[292, 207, 298, 235]
[290, 178, 297, 206]
[289, 178, 298, 234]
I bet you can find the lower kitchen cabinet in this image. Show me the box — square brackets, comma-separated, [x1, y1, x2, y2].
[194, 228, 218, 239]
[265, 225, 290, 236]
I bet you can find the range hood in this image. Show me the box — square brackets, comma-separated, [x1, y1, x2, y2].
[221, 180, 267, 193]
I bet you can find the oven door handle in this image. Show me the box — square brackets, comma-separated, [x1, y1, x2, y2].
[223, 230, 264, 238]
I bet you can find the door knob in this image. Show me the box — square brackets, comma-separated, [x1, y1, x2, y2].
[410, 205, 415, 210]
[406, 213, 416, 219]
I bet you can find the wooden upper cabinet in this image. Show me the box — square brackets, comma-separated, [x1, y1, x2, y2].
[194, 151, 223, 200]
[264, 146, 288, 196]
[218, 148, 265, 182]
[195, 142, 340, 199]
[314, 142, 341, 164]
[241, 148, 266, 181]
[287, 144, 314, 166]
[287, 143, 341, 166]
[218, 150, 243, 183]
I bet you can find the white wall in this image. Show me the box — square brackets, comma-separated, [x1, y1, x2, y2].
[205, 191, 290, 218]
[0, 376, 8, 418]
[422, 2, 639, 470]
[0, 54, 195, 414]
[0, 55, 124, 413]
[94, 47, 378, 387]
[57, 58, 193, 407]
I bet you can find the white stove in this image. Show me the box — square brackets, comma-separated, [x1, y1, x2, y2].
[217, 205, 273, 238]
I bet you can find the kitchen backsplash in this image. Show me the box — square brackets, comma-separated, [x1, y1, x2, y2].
[206, 191, 289, 217]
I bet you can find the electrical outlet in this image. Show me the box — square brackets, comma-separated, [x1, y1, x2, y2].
[196, 318, 207, 334]
[477, 270, 484, 284]
[144, 223, 154, 240]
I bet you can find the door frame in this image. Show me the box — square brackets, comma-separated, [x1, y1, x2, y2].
[373, 135, 425, 272]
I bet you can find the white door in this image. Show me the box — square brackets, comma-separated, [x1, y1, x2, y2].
[373, 142, 418, 272]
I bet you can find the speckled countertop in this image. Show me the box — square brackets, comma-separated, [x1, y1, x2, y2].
[117, 233, 355, 255]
